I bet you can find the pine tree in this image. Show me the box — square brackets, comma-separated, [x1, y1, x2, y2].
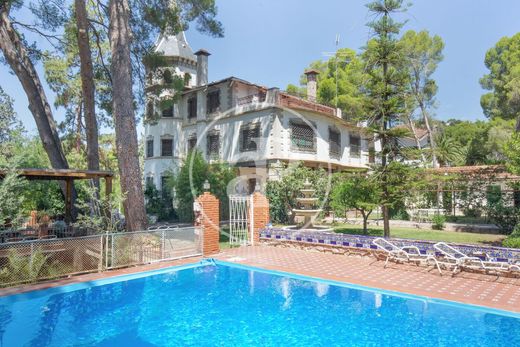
[363, 0, 409, 237]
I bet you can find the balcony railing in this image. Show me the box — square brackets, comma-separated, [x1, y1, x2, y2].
[237, 93, 266, 106]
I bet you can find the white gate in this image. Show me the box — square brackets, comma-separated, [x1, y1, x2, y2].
[229, 195, 254, 246]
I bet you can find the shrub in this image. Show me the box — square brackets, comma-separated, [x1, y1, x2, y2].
[174, 151, 236, 222]
[503, 237, 520, 249]
[144, 182, 175, 221]
[431, 214, 446, 230]
[463, 208, 482, 218]
[390, 207, 409, 221]
[486, 202, 520, 234]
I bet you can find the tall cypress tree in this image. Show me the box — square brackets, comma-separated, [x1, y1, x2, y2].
[363, 0, 409, 237]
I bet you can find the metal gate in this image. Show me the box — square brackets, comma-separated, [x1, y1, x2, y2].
[229, 195, 254, 246]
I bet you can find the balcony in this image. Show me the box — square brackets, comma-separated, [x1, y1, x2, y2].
[237, 92, 266, 106]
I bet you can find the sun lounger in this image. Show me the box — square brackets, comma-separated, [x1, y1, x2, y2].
[434, 242, 520, 275]
[373, 238, 442, 275]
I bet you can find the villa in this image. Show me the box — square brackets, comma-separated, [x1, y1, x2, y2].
[143, 32, 373, 193]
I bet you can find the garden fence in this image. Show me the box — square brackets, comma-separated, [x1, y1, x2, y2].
[0, 227, 202, 288]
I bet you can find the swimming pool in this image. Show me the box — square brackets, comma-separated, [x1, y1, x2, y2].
[0, 260, 519, 346]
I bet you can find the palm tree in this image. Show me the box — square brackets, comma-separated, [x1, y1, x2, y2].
[429, 134, 464, 167]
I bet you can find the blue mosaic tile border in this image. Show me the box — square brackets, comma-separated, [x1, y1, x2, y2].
[260, 228, 520, 263]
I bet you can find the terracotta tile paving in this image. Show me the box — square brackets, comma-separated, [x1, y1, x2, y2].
[0, 256, 201, 297]
[215, 245, 520, 313]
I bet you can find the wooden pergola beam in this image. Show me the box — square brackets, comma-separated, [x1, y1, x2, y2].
[0, 168, 113, 180]
[0, 168, 115, 223]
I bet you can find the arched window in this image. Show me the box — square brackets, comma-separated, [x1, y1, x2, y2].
[184, 73, 191, 86]
[146, 101, 154, 119]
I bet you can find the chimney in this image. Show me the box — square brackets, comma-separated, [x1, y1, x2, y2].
[195, 49, 210, 86]
[304, 69, 319, 102]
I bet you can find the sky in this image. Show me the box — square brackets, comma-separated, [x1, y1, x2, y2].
[2, 0, 520, 136]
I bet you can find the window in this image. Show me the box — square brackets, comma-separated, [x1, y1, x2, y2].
[161, 176, 171, 192]
[207, 90, 220, 114]
[369, 145, 376, 163]
[188, 97, 197, 119]
[146, 139, 154, 158]
[350, 134, 361, 158]
[145, 176, 154, 188]
[188, 135, 197, 152]
[329, 128, 341, 159]
[162, 105, 173, 118]
[162, 69, 173, 84]
[146, 101, 154, 120]
[290, 121, 316, 152]
[184, 73, 191, 86]
[207, 132, 220, 159]
[239, 123, 260, 152]
[161, 138, 173, 157]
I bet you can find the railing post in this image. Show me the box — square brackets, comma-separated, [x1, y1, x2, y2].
[29, 242, 34, 275]
[99, 234, 103, 271]
[161, 229, 165, 260]
[104, 232, 109, 270]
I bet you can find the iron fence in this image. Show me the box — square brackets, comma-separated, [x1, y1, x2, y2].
[105, 227, 203, 269]
[0, 227, 202, 288]
[0, 226, 97, 243]
[0, 235, 104, 288]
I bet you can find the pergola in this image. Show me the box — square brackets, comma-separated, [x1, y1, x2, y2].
[0, 168, 114, 223]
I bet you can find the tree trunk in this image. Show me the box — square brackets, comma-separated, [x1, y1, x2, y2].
[406, 112, 426, 164]
[75, 0, 100, 188]
[75, 101, 82, 153]
[360, 210, 368, 234]
[419, 103, 437, 168]
[108, 0, 147, 231]
[0, 4, 77, 218]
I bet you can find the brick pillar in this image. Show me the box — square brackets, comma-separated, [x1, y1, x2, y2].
[251, 192, 269, 244]
[195, 192, 220, 256]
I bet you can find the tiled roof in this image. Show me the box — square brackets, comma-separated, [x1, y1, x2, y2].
[393, 124, 429, 139]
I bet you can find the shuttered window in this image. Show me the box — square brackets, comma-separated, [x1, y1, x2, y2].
[239, 123, 260, 152]
[329, 128, 341, 159]
[290, 121, 316, 152]
[161, 139, 173, 157]
[350, 134, 361, 158]
[207, 90, 220, 114]
[146, 139, 154, 158]
[207, 132, 220, 159]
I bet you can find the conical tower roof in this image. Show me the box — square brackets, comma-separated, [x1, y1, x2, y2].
[154, 31, 196, 63]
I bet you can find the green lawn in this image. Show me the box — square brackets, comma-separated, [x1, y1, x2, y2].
[219, 231, 232, 249]
[333, 224, 505, 246]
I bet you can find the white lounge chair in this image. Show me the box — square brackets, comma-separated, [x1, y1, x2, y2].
[433, 242, 520, 275]
[373, 238, 442, 275]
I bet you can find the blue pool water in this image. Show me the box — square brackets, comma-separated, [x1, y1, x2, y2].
[0, 261, 519, 346]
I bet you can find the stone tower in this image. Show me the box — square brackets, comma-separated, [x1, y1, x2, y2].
[143, 31, 198, 191]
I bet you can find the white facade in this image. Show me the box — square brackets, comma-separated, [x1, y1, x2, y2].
[143, 33, 372, 192]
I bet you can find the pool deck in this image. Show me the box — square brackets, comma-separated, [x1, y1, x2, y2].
[1, 245, 519, 313]
[215, 245, 520, 313]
